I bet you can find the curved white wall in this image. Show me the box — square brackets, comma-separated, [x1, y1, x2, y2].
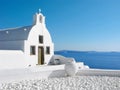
[25, 23, 54, 66]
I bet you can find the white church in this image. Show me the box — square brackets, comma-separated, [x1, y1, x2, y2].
[0, 10, 89, 70]
[0, 11, 55, 69]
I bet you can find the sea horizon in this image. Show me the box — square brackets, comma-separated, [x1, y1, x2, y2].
[55, 50, 120, 53]
[55, 50, 120, 70]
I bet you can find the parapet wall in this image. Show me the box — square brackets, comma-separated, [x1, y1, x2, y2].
[30, 64, 120, 78]
[77, 69, 120, 76]
[48, 69, 120, 78]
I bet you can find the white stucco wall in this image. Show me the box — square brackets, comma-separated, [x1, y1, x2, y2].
[24, 23, 54, 66]
[0, 50, 28, 69]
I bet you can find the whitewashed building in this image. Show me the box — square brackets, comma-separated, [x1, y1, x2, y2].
[0, 11, 54, 69]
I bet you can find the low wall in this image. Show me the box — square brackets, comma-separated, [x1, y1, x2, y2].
[77, 69, 120, 77]
[30, 62, 85, 72]
[47, 69, 120, 78]
[30, 64, 120, 77]
[0, 50, 28, 69]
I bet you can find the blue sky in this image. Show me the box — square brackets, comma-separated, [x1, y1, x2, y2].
[0, 0, 120, 51]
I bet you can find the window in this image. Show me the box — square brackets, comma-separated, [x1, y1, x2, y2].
[30, 46, 36, 55]
[46, 47, 50, 54]
[39, 35, 43, 43]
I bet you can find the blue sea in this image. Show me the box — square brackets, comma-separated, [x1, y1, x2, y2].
[55, 50, 120, 70]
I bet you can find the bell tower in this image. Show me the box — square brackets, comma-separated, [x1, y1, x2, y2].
[33, 9, 45, 25]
